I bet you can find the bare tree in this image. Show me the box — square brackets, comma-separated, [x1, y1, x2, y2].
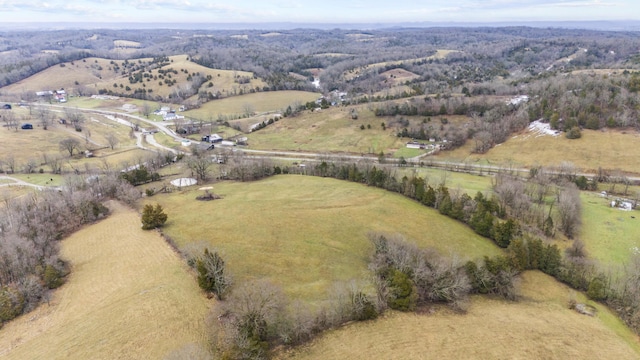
[35, 107, 54, 130]
[3, 111, 19, 131]
[187, 155, 212, 181]
[556, 184, 582, 239]
[59, 138, 81, 157]
[24, 158, 37, 174]
[105, 133, 119, 150]
[4, 154, 17, 174]
[242, 103, 254, 117]
[43, 153, 63, 174]
[141, 102, 152, 118]
[64, 107, 85, 131]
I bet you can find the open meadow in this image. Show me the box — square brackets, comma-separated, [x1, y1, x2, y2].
[278, 271, 640, 359]
[441, 126, 640, 175]
[247, 106, 406, 154]
[0, 201, 212, 360]
[150, 175, 502, 304]
[184, 90, 319, 120]
[580, 191, 640, 267]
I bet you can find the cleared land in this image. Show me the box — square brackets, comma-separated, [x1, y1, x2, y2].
[279, 271, 640, 360]
[441, 127, 640, 175]
[152, 175, 501, 304]
[247, 106, 406, 154]
[185, 90, 319, 120]
[0, 201, 212, 360]
[581, 191, 640, 267]
[0, 107, 143, 170]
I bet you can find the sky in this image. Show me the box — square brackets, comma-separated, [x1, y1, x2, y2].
[0, 0, 637, 25]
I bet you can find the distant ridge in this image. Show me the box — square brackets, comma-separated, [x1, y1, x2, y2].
[1, 20, 639, 32]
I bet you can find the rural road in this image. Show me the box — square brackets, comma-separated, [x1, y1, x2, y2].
[0, 175, 46, 190]
[34, 103, 640, 183]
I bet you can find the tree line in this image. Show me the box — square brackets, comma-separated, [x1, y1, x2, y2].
[0, 172, 140, 327]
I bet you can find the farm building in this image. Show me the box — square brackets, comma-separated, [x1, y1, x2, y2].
[202, 133, 223, 143]
[406, 141, 424, 149]
[163, 112, 184, 121]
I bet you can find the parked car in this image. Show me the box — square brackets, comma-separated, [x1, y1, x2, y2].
[21, 123, 33, 130]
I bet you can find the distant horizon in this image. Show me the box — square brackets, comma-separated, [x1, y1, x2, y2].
[1, 20, 640, 32]
[0, 0, 637, 28]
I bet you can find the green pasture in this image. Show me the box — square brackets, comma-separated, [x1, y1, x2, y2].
[247, 106, 406, 154]
[185, 91, 319, 120]
[150, 175, 501, 304]
[580, 191, 640, 267]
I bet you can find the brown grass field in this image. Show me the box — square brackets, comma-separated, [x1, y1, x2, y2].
[184, 90, 320, 120]
[0, 107, 145, 171]
[278, 271, 640, 360]
[151, 175, 501, 304]
[1, 55, 266, 103]
[0, 201, 212, 360]
[440, 126, 640, 175]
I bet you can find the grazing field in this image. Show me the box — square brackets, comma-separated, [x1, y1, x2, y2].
[581, 191, 640, 267]
[247, 106, 406, 154]
[151, 175, 501, 304]
[406, 167, 494, 196]
[185, 90, 319, 120]
[279, 271, 640, 360]
[0, 201, 212, 360]
[441, 127, 640, 175]
[1, 57, 124, 94]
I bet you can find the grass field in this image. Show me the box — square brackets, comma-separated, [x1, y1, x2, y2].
[405, 167, 494, 196]
[247, 106, 406, 154]
[580, 191, 640, 267]
[0, 55, 266, 103]
[279, 271, 640, 360]
[150, 175, 501, 304]
[0, 109, 145, 172]
[185, 90, 319, 120]
[0, 201, 212, 360]
[441, 127, 640, 175]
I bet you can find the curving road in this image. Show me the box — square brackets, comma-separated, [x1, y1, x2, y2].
[32, 102, 640, 183]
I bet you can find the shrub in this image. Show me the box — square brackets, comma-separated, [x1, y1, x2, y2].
[43, 264, 65, 289]
[141, 204, 168, 230]
[587, 275, 608, 301]
[0, 285, 25, 323]
[565, 126, 582, 139]
[387, 269, 417, 311]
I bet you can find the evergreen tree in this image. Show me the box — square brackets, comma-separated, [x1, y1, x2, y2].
[141, 204, 168, 230]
